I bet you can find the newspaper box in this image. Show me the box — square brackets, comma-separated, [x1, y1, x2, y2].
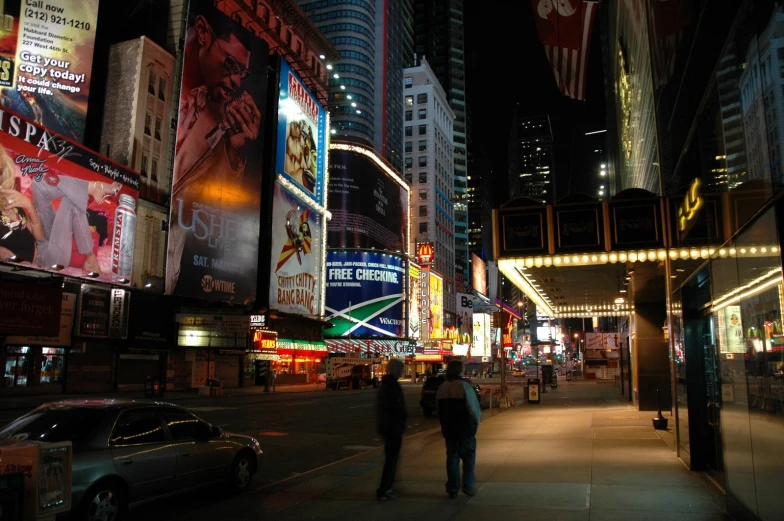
[527, 378, 541, 404]
[0, 439, 72, 520]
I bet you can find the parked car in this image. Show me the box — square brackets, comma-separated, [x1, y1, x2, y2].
[0, 400, 263, 521]
[420, 375, 481, 417]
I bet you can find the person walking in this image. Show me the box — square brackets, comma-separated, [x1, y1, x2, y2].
[436, 360, 481, 499]
[269, 368, 277, 393]
[375, 359, 407, 501]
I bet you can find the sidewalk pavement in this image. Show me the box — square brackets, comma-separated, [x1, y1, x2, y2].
[190, 379, 730, 521]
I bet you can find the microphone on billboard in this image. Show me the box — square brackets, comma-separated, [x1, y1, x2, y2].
[205, 91, 255, 149]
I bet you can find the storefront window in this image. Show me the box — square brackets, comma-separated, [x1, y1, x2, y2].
[4, 346, 30, 388]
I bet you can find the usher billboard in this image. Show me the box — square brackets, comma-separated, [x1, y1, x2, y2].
[327, 145, 409, 252]
[166, 0, 269, 304]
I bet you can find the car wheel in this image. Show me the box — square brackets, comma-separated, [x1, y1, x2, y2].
[423, 407, 433, 417]
[82, 481, 125, 521]
[229, 451, 256, 492]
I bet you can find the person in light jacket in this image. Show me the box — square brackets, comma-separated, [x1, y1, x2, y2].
[436, 360, 481, 498]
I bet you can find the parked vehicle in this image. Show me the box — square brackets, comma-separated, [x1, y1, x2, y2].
[325, 356, 381, 389]
[0, 400, 263, 521]
[419, 375, 481, 417]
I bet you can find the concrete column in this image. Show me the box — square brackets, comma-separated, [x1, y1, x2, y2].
[633, 303, 672, 411]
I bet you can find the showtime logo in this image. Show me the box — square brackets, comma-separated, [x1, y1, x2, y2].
[201, 275, 236, 294]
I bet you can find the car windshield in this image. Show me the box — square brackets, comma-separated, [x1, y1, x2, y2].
[0, 407, 107, 447]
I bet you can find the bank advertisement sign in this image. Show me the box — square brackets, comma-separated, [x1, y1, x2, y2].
[325, 250, 405, 338]
[0, 0, 100, 142]
[430, 272, 443, 338]
[269, 182, 323, 317]
[327, 147, 409, 252]
[456, 292, 473, 344]
[408, 262, 420, 339]
[166, 0, 269, 304]
[0, 108, 140, 283]
[275, 59, 326, 206]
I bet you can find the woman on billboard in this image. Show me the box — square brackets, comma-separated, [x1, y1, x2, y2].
[0, 145, 44, 261]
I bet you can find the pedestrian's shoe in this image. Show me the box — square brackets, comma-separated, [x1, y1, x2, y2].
[377, 490, 399, 501]
[448, 492, 458, 499]
[462, 487, 477, 496]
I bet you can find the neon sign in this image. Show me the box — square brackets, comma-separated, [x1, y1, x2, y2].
[678, 178, 703, 234]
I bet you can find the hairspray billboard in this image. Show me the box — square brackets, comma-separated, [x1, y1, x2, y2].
[325, 250, 405, 337]
[327, 145, 409, 252]
[275, 59, 326, 206]
[0, 0, 100, 142]
[408, 262, 421, 339]
[0, 107, 139, 283]
[166, 0, 269, 304]
[269, 182, 323, 317]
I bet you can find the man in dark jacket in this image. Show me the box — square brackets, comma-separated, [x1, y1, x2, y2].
[376, 359, 407, 500]
[436, 359, 481, 498]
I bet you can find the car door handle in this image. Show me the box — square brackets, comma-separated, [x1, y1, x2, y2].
[121, 460, 133, 465]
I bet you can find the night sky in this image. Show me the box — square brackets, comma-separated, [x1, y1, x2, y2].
[464, 0, 606, 206]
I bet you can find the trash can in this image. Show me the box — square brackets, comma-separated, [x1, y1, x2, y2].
[527, 378, 540, 404]
[144, 375, 163, 399]
[551, 372, 558, 389]
[566, 371, 572, 381]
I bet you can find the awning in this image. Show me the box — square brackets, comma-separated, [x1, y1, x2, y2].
[326, 338, 416, 354]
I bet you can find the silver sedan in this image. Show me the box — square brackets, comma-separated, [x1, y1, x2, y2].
[0, 399, 263, 521]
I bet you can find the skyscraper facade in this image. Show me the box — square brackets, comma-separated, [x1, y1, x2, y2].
[467, 145, 493, 264]
[298, 0, 414, 171]
[403, 57, 457, 323]
[413, 0, 469, 285]
[507, 111, 555, 203]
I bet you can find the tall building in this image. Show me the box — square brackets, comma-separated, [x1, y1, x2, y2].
[507, 111, 555, 203]
[716, 43, 747, 190]
[403, 57, 457, 324]
[298, 0, 414, 171]
[467, 145, 493, 264]
[566, 127, 608, 199]
[412, 0, 469, 287]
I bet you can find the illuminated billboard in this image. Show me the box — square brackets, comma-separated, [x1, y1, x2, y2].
[408, 262, 420, 339]
[0, 107, 139, 283]
[429, 272, 443, 338]
[275, 59, 327, 206]
[0, 0, 100, 142]
[325, 250, 406, 337]
[327, 145, 409, 252]
[166, 0, 269, 304]
[456, 292, 474, 343]
[471, 253, 487, 295]
[268, 182, 323, 317]
[472, 313, 491, 358]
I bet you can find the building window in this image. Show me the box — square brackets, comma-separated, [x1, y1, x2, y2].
[148, 71, 156, 96]
[154, 117, 162, 141]
[419, 156, 427, 167]
[419, 189, 427, 200]
[417, 93, 427, 104]
[419, 124, 426, 135]
[150, 159, 158, 182]
[405, 95, 413, 106]
[158, 78, 166, 101]
[418, 109, 427, 119]
[419, 172, 427, 184]
[405, 126, 412, 137]
[405, 77, 412, 88]
[141, 155, 149, 178]
[144, 112, 152, 136]
[419, 140, 426, 151]
[405, 141, 412, 153]
[405, 110, 412, 121]
[419, 222, 428, 234]
[419, 205, 427, 217]
[405, 157, 413, 168]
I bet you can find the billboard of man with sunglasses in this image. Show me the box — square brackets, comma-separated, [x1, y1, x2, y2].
[166, 0, 269, 303]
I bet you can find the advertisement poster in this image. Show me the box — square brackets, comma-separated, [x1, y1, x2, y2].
[471, 253, 487, 295]
[324, 250, 405, 337]
[166, 0, 269, 304]
[585, 332, 624, 359]
[275, 59, 326, 206]
[430, 271, 443, 338]
[472, 313, 491, 358]
[76, 284, 129, 339]
[0, 108, 140, 283]
[718, 305, 745, 353]
[269, 182, 323, 317]
[456, 292, 474, 340]
[327, 147, 409, 251]
[408, 263, 420, 339]
[6, 291, 75, 346]
[0, 0, 100, 142]
[0, 278, 61, 335]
